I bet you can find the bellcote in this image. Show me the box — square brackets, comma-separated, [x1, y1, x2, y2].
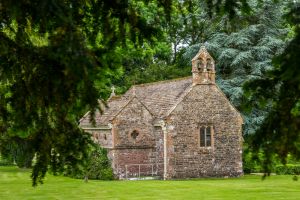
[191, 46, 215, 85]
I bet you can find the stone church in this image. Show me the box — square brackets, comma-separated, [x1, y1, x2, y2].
[79, 46, 244, 179]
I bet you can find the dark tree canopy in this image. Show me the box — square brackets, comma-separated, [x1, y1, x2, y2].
[0, 0, 172, 186]
[244, 3, 300, 172]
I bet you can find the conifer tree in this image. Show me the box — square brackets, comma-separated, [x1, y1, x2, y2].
[184, 0, 288, 135]
[244, 2, 300, 170]
[0, 0, 172, 186]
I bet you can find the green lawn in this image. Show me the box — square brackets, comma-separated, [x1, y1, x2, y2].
[0, 166, 299, 200]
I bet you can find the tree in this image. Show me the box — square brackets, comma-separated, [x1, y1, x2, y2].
[244, 3, 300, 172]
[183, 0, 288, 136]
[0, 0, 172, 186]
[0, 130, 35, 168]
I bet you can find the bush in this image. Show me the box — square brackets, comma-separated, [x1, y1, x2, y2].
[63, 145, 114, 180]
[0, 154, 14, 166]
[85, 147, 114, 180]
[0, 158, 14, 166]
[0, 138, 34, 168]
[243, 148, 265, 173]
[243, 144, 300, 174]
[275, 165, 300, 175]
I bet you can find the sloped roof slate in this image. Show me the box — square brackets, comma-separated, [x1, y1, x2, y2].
[79, 76, 193, 126]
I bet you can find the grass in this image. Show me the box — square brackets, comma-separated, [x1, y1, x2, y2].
[0, 166, 299, 200]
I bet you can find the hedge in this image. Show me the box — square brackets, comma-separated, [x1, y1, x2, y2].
[275, 165, 300, 175]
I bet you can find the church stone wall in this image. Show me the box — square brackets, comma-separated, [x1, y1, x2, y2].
[153, 126, 164, 176]
[82, 129, 113, 149]
[111, 97, 162, 178]
[166, 84, 243, 178]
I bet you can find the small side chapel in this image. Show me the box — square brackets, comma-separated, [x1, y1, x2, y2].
[79, 46, 244, 179]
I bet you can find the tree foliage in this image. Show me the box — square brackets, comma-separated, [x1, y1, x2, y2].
[62, 145, 114, 180]
[244, 3, 300, 172]
[84, 146, 114, 180]
[183, 0, 288, 136]
[0, 0, 171, 186]
[0, 134, 34, 168]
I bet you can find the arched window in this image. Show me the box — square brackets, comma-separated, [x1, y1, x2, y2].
[206, 58, 213, 72]
[197, 59, 204, 71]
[131, 130, 139, 140]
[200, 126, 212, 147]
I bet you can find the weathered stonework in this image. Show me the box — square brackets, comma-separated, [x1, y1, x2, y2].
[166, 85, 243, 178]
[79, 46, 243, 179]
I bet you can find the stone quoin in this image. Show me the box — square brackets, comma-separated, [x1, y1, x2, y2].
[79, 46, 244, 179]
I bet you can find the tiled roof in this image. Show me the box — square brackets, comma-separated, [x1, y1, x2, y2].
[128, 77, 192, 117]
[79, 96, 130, 127]
[80, 76, 193, 126]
